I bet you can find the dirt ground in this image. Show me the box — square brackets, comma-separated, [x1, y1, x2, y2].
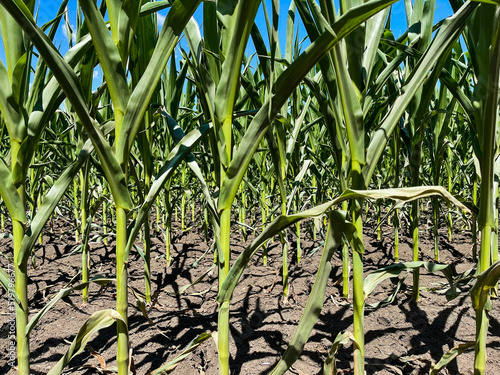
[1, 209, 500, 375]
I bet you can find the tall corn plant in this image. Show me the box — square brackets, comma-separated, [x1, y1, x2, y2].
[292, 0, 479, 373]
[183, 2, 262, 372]
[0, 1, 99, 372]
[214, 0, 408, 372]
[247, 7, 318, 295]
[184, 1, 400, 372]
[402, 0, 436, 300]
[0, 7, 127, 375]
[61, 3, 99, 304]
[129, 1, 161, 302]
[428, 52, 456, 261]
[0, 1, 202, 373]
[445, 0, 500, 373]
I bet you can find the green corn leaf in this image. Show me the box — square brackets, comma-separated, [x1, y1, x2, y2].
[0, 59, 23, 140]
[203, 0, 220, 85]
[218, 0, 398, 212]
[11, 52, 28, 106]
[47, 309, 125, 375]
[217, 0, 239, 57]
[25, 276, 113, 337]
[79, 0, 129, 118]
[430, 341, 475, 374]
[270, 210, 346, 375]
[0, 0, 133, 211]
[27, 0, 70, 113]
[214, 0, 260, 168]
[286, 159, 313, 213]
[139, 0, 172, 17]
[162, 111, 218, 220]
[124, 123, 213, 262]
[363, 0, 479, 184]
[219, 185, 469, 304]
[0, 2, 24, 80]
[471, 261, 500, 311]
[364, 261, 455, 300]
[116, 0, 202, 167]
[332, 41, 365, 169]
[25, 32, 95, 169]
[0, 158, 26, 223]
[184, 17, 203, 67]
[108, 0, 142, 65]
[0, 265, 19, 304]
[19, 122, 115, 267]
[19, 144, 90, 266]
[344, 221, 365, 254]
[363, 8, 390, 86]
[338, 186, 469, 213]
[149, 332, 212, 375]
[476, 4, 500, 230]
[439, 67, 475, 123]
[285, 96, 312, 171]
[323, 331, 356, 375]
[471, 0, 500, 4]
[366, 274, 407, 309]
[216, 204, 334, 304]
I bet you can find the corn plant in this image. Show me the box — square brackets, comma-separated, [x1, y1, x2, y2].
[1, 1, 499, 374]
[0, 1, 204, 373]
[0, 2, 103, 372]
[446, 1, 500, 372]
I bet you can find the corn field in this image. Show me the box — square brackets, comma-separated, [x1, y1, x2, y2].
[0, 0, 499, 373]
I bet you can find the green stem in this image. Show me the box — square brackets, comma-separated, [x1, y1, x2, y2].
[472, 179, 478, 263]
[80, 164, 89, 303]
[164, 188, 172, 267]
[494, 193, 499, 298]
[376, 203, 381, 240]
[352, 201, 364, 375]
[411, 199, 420, 301]
[204, 207, 209, 243]
[181, 194, 186, 232]
[296, 221, 301, 263]
[474, 308, 488, 375]
[14, 218, 29, 375]
[393, 126, 400, 262]
[37, 193, 43, 245]
[73, 178, 80, 242]
[261, 190, 268, 266]
[165, 220, 171, 267]
[281, 232, 289, 297]
[474, 14, 500, 366]
[433, 197, 439, 261]
[394, 208, 399, 262]
[12, 137, 29, 375]
[342, 200, 350, 298]
[218, 207, 231, 375]
[218, 300, 230, 375]
[103, 198, 108, 245]
[116, 207, 129, 374]
[155, 197, 161, 233]
[409, 133, 422, 299]
[144, 218, 152, 303]
[447, 151, 453, 242]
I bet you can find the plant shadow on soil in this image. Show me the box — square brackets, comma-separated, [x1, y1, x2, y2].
[1, 212, 500, 375]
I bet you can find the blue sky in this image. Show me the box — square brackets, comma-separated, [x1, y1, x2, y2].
[1, 0, 455, 85]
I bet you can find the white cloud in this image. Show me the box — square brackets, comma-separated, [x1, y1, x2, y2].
[93, 70, 99, 79]
[157, 13, 166, 28]
[61, 24, 76, 45]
